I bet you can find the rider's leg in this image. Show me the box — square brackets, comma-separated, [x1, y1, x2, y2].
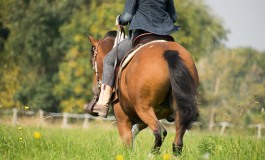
[92, 84, 113, 118]
[93, 38, 132, 117]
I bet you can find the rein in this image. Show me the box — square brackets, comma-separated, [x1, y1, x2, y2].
[107, 26, 125, 88]
[91, 26, 126, 93]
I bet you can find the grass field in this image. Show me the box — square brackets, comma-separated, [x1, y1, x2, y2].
[0, 123, 264, 160]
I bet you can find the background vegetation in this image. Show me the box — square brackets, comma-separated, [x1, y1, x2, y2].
[0, 0, 265, 126]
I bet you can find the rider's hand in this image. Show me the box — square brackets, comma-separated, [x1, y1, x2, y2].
[115, 15, 121, 27]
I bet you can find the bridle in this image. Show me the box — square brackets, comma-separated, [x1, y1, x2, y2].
[83, 38, 104, 114]
[91, 39, 103, 92]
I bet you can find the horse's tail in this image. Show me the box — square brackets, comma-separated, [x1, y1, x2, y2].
[163, 50, 199, 128]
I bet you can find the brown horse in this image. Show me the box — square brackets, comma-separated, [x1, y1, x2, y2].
[87, 31, 199, 155]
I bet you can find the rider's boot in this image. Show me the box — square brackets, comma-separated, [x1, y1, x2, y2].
[92, 84, 112, 118]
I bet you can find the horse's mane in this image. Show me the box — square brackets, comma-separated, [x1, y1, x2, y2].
[103, 30, 117, 39]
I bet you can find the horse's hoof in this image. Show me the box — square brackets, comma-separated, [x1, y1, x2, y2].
[172, 143, 182, 156]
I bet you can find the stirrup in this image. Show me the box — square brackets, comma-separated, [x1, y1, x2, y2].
[83, 95, 99, 117]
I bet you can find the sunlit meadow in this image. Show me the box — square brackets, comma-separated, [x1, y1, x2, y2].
[0, 122, 264, 160]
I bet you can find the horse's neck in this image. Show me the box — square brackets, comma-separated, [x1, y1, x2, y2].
[100, 37, 115, 57]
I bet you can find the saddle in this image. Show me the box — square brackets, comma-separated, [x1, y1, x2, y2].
[133, 33, 174, 47]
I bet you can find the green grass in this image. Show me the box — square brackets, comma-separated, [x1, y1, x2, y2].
[0, 124, 264, 160]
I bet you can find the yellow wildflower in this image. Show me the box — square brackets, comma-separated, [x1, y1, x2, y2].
[25, 106, 29, 110]
[33, 131, 41, 139]
[19, 137, 23, 140]
[18, 127, 22, 130]
[163, 153, 171, 160]
[116, 154, 124, 160]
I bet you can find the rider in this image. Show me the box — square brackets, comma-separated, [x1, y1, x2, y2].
[90, 0, 179, 118]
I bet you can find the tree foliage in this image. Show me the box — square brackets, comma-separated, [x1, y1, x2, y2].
[0, 0, 83, 111]
[174, 0, 228, 60]
[198, 47, 265, 124]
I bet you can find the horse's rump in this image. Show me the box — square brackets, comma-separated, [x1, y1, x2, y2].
[118, 41, 199, 125]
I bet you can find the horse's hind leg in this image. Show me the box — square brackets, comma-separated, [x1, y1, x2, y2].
[131, 123, 147, 146]
[137, 109, 167, 153]
[153, 121, 167, 153]
[173, 111, 187, 155]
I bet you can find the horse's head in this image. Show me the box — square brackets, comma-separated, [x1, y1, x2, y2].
[87, 31, 117, 95]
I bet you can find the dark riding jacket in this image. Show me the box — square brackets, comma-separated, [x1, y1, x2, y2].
[119, 0, 179, 35]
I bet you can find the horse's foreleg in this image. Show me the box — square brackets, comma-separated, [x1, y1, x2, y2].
[117, 121, 133, 146]
[173, 111, 187, 156]
[114, 104, 133, 147]
[137, 110, 167, 153]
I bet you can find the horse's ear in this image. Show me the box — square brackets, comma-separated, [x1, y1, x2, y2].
[87, 35, 97, 46]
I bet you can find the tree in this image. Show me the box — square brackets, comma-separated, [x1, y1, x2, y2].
[174, 0, 228, 60]
[198, 47, 265, 125]
[0, 0, 84, 111]
[53, 0, 124, 112]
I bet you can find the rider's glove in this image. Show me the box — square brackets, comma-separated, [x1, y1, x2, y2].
[115, 15, 121, 26]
